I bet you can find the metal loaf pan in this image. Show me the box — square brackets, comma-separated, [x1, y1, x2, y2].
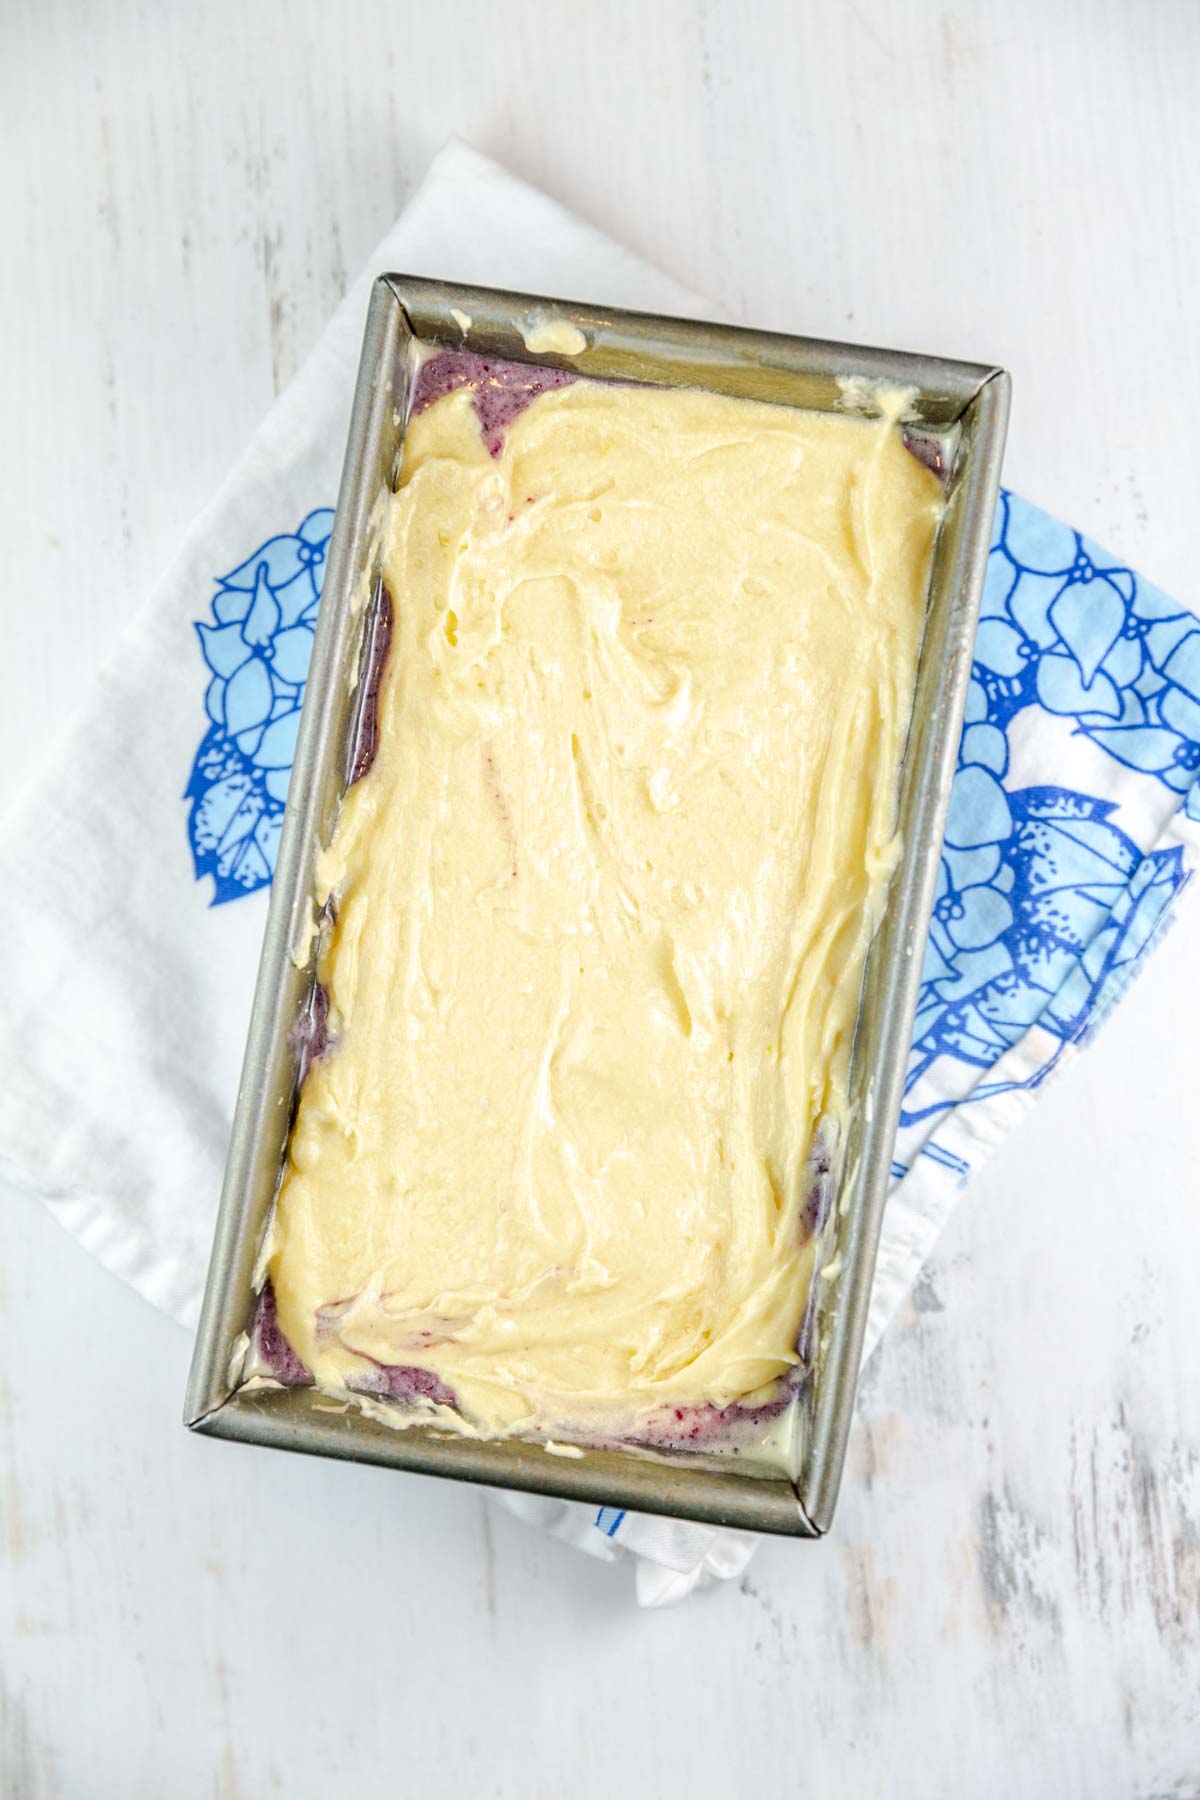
[184, 275, 1009, 1537]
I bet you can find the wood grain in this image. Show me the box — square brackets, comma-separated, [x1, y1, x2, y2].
[1, 0, 1198, 1793]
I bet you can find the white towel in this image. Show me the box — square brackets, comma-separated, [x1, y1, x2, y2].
[3, 141, 1197, 1605]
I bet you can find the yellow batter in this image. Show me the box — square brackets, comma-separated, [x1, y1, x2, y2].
[268, 368, 942, 1448]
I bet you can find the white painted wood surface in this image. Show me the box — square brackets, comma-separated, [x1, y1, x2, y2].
[2, 1, 1199, 1792]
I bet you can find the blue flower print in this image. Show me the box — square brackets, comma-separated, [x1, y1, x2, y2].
[917, 730, 1016, 1038]
[185, 508, 334, 904]
[906, 783, 1187, 1124]
[898, 490, 1198, 1150]
[981, 492, 1200, 796]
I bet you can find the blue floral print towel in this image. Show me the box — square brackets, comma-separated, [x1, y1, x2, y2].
[185, 507, 336, 904]
[874, 494, 1198, 1348]
[0, 142, 1195, 1602]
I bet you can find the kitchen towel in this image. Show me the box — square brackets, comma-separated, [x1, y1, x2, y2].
[3, 140, 1197, 1605]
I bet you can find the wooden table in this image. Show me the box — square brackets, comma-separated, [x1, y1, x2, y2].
[2, 2, 1198, 1792]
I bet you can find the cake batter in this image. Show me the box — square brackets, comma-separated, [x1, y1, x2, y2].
[267, 358, 942, 1448]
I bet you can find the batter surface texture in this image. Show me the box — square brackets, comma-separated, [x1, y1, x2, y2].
[268, 357, 941, 1450]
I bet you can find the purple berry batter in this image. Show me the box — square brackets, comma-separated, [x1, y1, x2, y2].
[291, 980, 329, 1090]
[252, 1279, 312, 1386]
[901, 425, 947, 480]
[411, 350, 576, 459]
[349, 583, 395, 786]
[349, 1362, 458, 1409]
[801, 1130, 835, 1242]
